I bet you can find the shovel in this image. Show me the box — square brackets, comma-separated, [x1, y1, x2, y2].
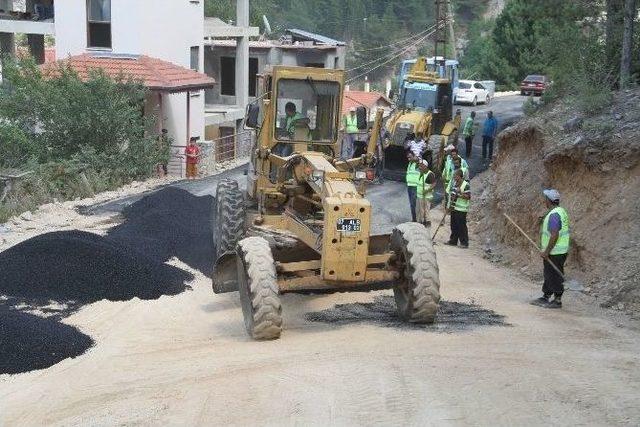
[431, 211, 449, 242]
[503, 213, 585, 292]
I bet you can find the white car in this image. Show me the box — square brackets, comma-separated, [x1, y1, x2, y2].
[455, 80, 493, 106]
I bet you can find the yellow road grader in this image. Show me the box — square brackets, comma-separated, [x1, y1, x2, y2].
[212, 66, 441, 340]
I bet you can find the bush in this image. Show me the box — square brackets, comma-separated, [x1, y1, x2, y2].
[0, 58, 169, 222]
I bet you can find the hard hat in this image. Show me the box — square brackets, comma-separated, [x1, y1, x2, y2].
[444, 144, 456, 152]
[543, 189, 561, 202]
[420, 159, 429, 167]
[349, 107, 356, 112]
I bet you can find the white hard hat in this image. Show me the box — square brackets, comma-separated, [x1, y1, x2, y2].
[420, 159, 429, 167]
[543, 189, 561, 202]
[444, 144, 456, 152]
[349, 107, 356, 112]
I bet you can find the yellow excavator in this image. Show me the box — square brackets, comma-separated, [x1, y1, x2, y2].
[382, 57, 460, 180]
[212, 65, 440, 340]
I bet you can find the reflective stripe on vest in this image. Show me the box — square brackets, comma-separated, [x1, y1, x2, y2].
[541, 206, 570, 255]
[417, 171, 434, 200]
[406, 163, 420, 187]
[344, 115, 358, 133]
[451, 180, 470, 212]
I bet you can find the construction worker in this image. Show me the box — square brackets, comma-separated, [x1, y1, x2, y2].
[273, 102, 308, 157]
[482, 110, 498, 161]
[416, 159, 436, 227]
[532, 189, 570, 309]
[446, 169, 470, 248]
[342, 107, 359, 159]
[463, 111, 476, 158]
[443, 147, 469, 204]
[405, 152, 420, 222]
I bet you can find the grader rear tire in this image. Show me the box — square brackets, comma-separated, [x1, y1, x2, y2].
[215, 179, 245, 258]
[391, 222, 441, 323]
[237, 237, 282, 340]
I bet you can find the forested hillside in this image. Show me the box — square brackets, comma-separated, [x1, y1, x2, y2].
[205, 0, 639, 96]
[205, 0, 492, 88]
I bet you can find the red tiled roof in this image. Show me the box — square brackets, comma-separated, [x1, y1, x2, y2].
[342, 90, 392, 112]
[41, 54, 215, 93]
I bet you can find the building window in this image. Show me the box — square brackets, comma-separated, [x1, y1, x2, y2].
[220, 56, 260, 97]
[190, 46, 200, 71]
[220, 56, 235, 96]
[249, 58, 258, 97]
[87, 0, 111, 49]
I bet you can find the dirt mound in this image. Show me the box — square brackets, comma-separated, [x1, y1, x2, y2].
[0, 305, 94, 375]
[0, 230, 192, 313]
[107, 187, 214, 277]
[471, 89, 640, 314]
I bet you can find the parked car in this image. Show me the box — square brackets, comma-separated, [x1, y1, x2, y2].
[520, 75, 549, 96]
[455, 80, 493, 106]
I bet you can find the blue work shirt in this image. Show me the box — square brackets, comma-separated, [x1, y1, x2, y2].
[483, 117, 498, 137]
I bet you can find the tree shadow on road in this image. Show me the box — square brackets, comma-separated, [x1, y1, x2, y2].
[305, 295, 511, 333]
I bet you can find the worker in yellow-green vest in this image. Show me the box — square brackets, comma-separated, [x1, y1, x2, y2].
[446, 169, 470, 248]
[405, 152, 420, 222]
[532, 189, 570, 309]
[341, 107, 359, 159]
[416, 159, 436, 227]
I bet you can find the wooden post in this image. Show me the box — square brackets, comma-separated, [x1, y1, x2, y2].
[186, 91, 191, 145]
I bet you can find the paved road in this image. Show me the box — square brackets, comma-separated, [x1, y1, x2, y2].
[88, 95, 525, 217]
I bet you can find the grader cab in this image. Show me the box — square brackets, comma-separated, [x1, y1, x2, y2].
[212, 66, 441, 340]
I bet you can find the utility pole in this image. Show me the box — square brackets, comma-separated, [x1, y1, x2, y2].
[620, 0, 636, 89]
[236, 0, 250, 109]
[446, 0, 457, 60]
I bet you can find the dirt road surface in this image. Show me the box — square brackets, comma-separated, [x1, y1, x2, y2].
[2, 95, 640, 425]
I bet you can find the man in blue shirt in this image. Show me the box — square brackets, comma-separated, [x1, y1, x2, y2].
[482, 110, 498, 161]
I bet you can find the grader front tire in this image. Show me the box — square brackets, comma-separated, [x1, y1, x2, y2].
[237, 237, 283, 340]
[391, 222, 441, 323]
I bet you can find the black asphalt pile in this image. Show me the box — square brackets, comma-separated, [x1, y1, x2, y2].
[107, 187, 215, 277]
[0, 305, 94, 375]
[0, 230, 192, 307]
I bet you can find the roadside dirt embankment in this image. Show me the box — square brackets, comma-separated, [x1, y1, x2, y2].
[471, 89, 640, 314]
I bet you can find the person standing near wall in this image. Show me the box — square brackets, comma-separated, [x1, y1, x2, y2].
[482, 110, 498, 161]
[531, 189, 570, 309]
[185, 137, 200, 180]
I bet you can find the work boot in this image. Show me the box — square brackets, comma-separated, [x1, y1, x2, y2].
[423, 221, 432, 227]
[460, 243, 469, 249]
[530, 296, 549, 307]
[546, 299, 562, 309]
[445, 241, 457, 246]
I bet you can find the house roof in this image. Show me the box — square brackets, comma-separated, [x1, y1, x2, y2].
[285, 29, 345, 46]
[343, 90, 392, 112]
[206, 39, 339, 50]
[41, 53, 216, 93]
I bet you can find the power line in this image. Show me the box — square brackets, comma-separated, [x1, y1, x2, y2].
[346, 25, 444, 84]
[345, 20, 446, 75]
[350, 23, 438, 53]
